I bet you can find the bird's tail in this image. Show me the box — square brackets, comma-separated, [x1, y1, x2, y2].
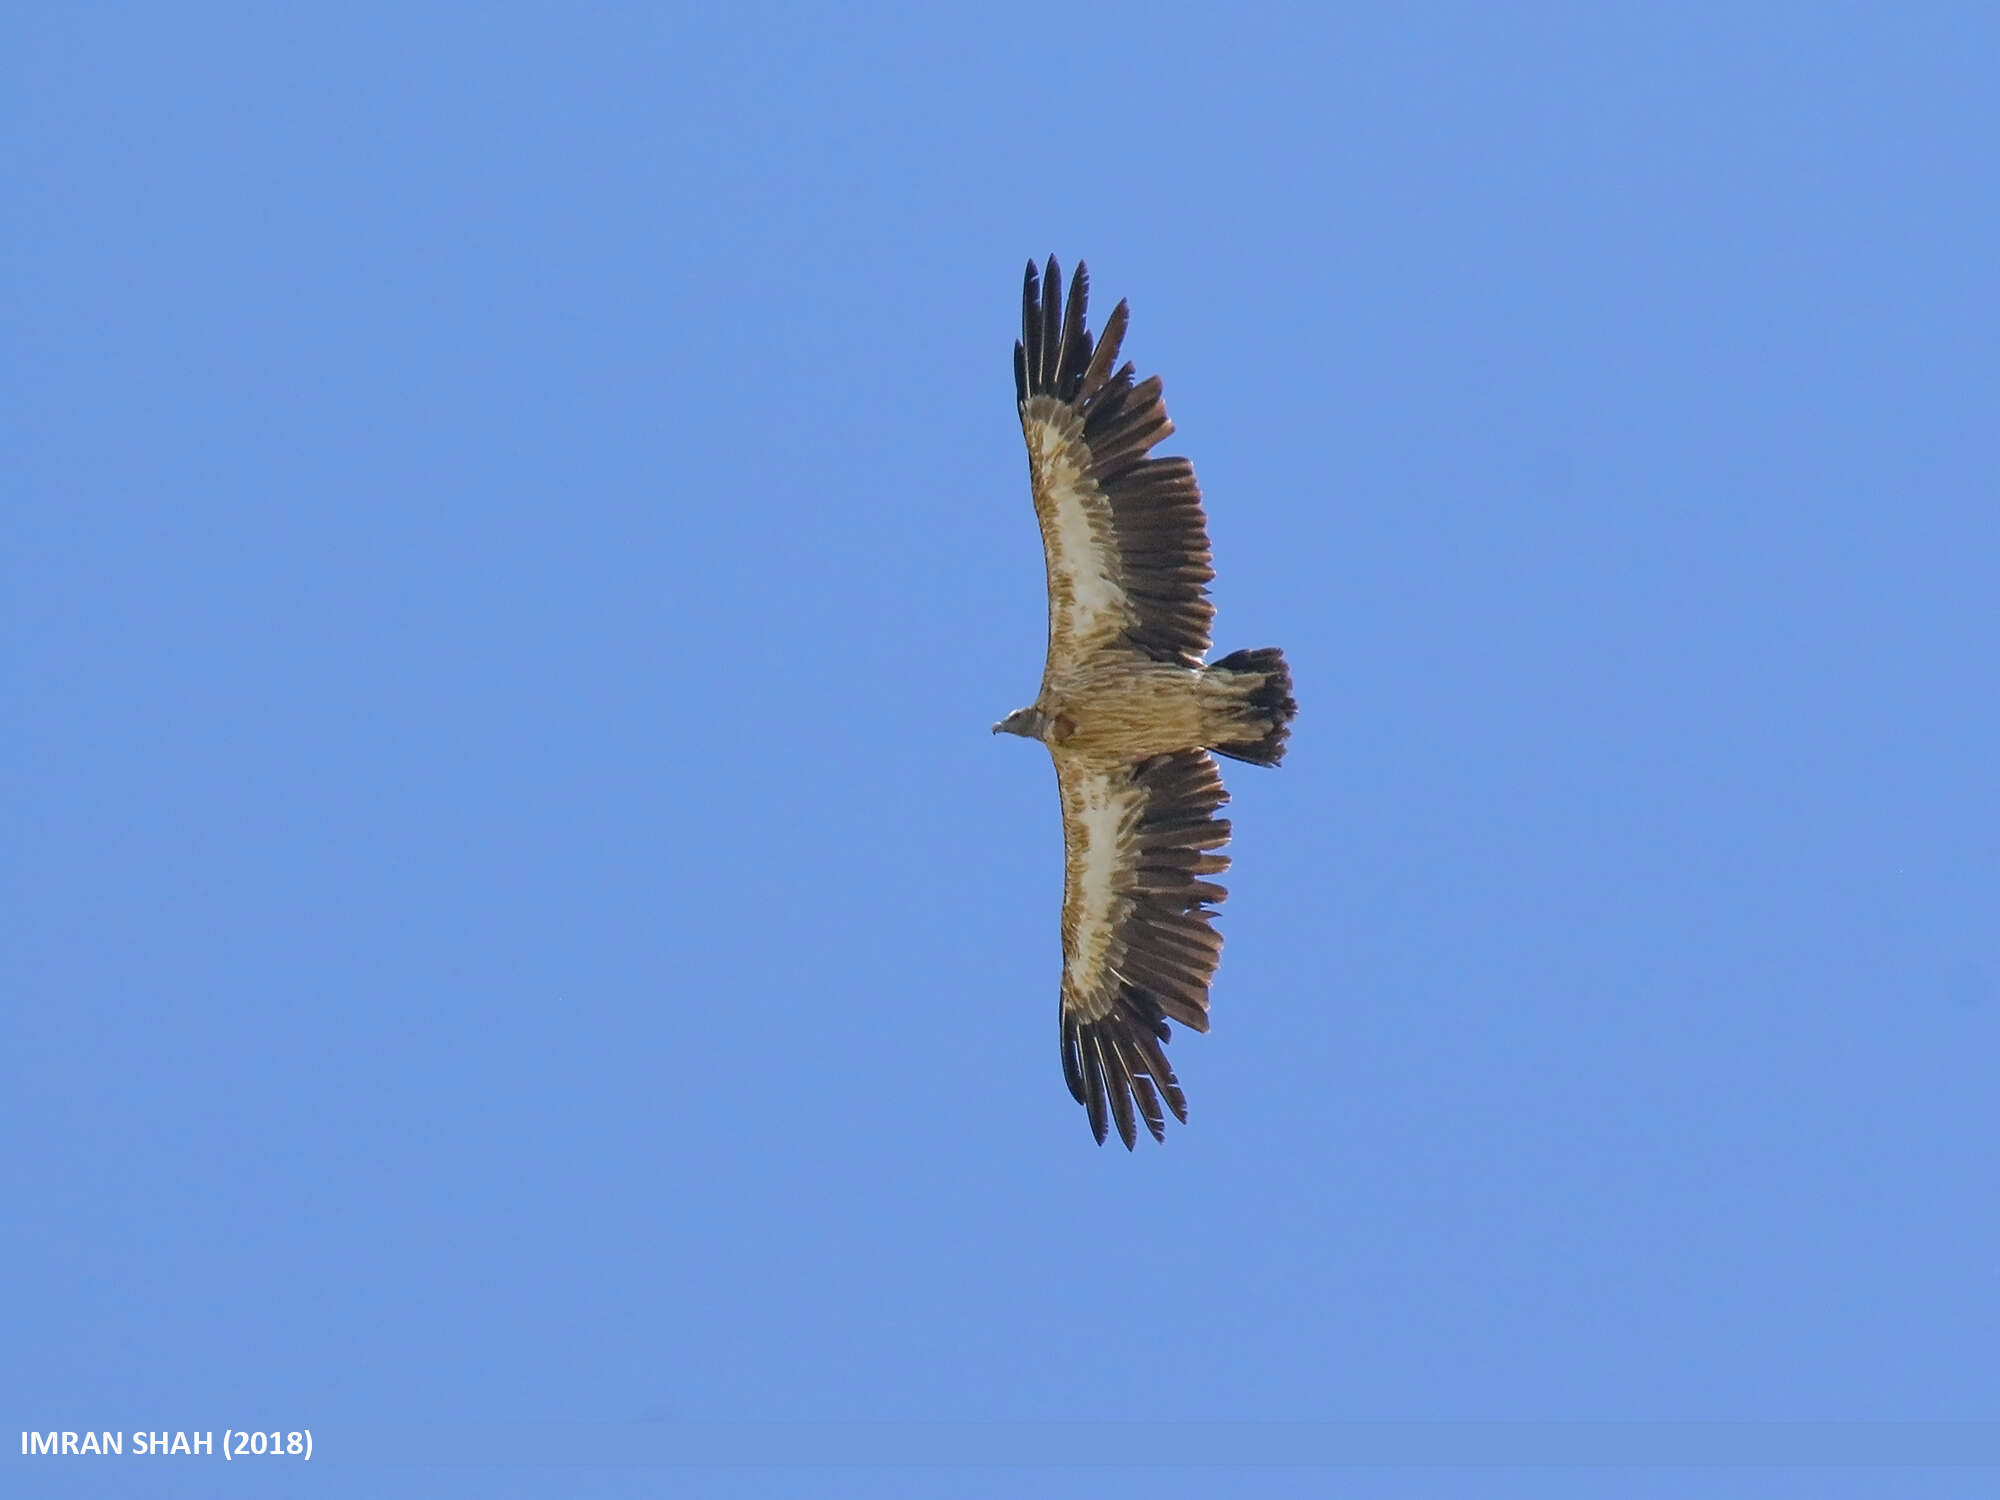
[1206, 647, 1297, 767]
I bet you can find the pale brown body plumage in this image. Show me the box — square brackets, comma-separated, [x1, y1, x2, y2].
[996, 258, 1297, 1148]
[1033, 661, 1246, 760]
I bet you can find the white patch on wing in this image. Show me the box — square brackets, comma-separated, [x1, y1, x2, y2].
[1024, 407, 1129, 651]
[1064, 770, 1137, 1023]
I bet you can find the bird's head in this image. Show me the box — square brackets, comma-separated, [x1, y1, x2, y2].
[992, 705, 1047, 741]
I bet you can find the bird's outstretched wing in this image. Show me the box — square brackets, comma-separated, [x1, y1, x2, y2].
[1054, 748, 1232, 1147]
[1016, 256, 1215, 675]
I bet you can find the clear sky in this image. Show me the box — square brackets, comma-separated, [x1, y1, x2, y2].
[5, 5, 1997, 1497]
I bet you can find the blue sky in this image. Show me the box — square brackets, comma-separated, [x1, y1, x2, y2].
[5, 5, 1997, 1497]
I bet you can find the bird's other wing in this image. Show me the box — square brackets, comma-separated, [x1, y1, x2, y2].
[1016, 256, 1215, 672]
[1053, 748, 1232, 1147]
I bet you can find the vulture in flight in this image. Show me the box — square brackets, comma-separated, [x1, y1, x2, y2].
[995, 257, 1297, 1148]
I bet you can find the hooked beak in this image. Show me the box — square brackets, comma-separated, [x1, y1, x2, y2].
[992, 707, 1039, 738]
